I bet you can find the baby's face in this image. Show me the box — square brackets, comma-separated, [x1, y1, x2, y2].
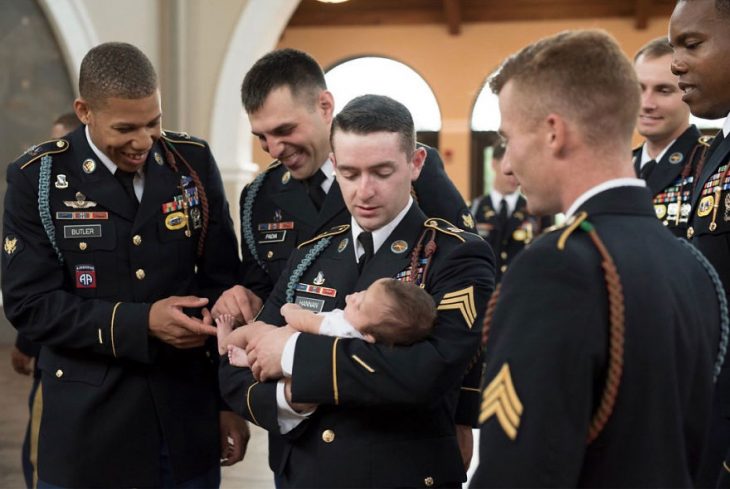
[343, 278, 390, 332]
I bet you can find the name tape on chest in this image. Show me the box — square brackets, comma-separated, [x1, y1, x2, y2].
[258, 230, 287, 244]
[64, 224, 102, 239]
[294, 296, 325, 313]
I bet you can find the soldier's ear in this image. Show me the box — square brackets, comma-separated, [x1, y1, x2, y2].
[319, 90, 335, 123]
[74, 98, 91, 125]
[409, 146, 427, 181]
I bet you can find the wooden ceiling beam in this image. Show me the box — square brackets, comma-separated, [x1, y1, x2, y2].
[442, 0, 462, 35]
[634, 0, 651, 29]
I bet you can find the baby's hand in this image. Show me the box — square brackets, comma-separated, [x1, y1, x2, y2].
[215, 313, 237, 355]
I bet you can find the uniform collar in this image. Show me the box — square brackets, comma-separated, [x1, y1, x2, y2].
[490, 190, 520, 215]
[566, 178, 646, 218]
[351, 196, 414, 261]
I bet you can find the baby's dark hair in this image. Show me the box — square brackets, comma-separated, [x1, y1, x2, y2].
[362, 279, 436, 346]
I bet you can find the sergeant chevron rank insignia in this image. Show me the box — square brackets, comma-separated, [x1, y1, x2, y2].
[479, 363, 523, 440]
[437, 286, 477, 328]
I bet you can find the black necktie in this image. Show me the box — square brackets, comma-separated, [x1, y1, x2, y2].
[115, 169, 138, 211]
[357, 231, 374, 274]
[305, 170, 327, 211]
[639, 159, 657, 180]
[498, 198, 509, 227]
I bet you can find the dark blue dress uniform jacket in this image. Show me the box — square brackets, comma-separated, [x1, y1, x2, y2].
[633, 125, 704, 237]
[239, 144, 474, 301]
[1, 126, 240, 487]
[221, 204, 495, 488]
[472, 186, 720, 487]
[686, 129, 730, 487]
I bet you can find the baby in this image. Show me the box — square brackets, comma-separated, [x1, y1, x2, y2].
[217, 278, 437, 367]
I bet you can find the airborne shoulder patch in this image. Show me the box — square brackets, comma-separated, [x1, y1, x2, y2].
[437, 286, 476, 328]
[479, 363, 523, 440]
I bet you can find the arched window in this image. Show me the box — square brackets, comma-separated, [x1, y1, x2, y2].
[469, 82, 501, 200]
[325, 56, 441, 148]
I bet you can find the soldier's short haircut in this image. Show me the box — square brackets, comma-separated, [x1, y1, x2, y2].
[330, 94, 416, 156]
[241, 48, 326, 114]
[361, 279, 436, 346]
[78, 42, 158, 107]
[53, 112, 81, 132]
[489, 29, 640, 150]
[634, 37, 673, 62]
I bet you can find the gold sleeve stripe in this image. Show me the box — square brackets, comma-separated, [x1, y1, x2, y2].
[97, 328, 103, 344]
[460, 387, 480, 393]
[350, 354, 375, 373]
[479, 363, 523, 440]
[723, 461, 730, 474]
[437, 286, 477, 328]
[332, 337, 341, 405]
[30, 384, 42, 488]
[110, 302, 122, 358]
[246, 381, 260, 426]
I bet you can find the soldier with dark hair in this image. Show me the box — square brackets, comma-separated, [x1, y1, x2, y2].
[2, 42, 247, 488]
[632, 36, 708, 236]
[219, 94, 495, 488]
[670, 0, 730, 485]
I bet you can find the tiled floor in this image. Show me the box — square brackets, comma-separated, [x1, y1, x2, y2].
[0, 345, 273, 489]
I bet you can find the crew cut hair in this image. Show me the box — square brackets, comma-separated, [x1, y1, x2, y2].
[330, 94, 416, 156]
[78, 42, 158, 107]
[489, 29, 640, 149]
[634, 37, 673, 62]
[241, 48, 327, 113]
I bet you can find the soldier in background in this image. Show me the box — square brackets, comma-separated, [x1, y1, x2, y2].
[471, 142, 551, 280]
[632, 37, 710, 237]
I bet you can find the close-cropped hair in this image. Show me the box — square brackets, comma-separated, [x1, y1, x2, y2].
[489, 29, 640, 149]
[634, 37, 673, 62]
[330, 94, 416, 156]
[53, 112, 81, 132]
[78, 42, 158, 107]
[241, 48, 326, 114]
[362, 279, 436, 346]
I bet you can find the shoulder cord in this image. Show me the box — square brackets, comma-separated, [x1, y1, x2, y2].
[407, 228, 437, 287]
[38, 155, 63, 264]
[241, 171, 268, 272]
[677, 238, 729, 383]
[161, 140, 209, 257]
[285, 236, 332, 304]
[480, 218, 625, 445]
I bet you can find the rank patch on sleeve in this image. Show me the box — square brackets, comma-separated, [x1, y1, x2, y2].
[479, 363, 523, 440]
[75, 264, 97, 288]
[437, 286, 477, 328]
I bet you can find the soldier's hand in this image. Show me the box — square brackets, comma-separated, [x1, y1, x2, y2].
[148, 296, 217, 348]
[219, 411, 250, 466]
[211, 286, 263, 324]
[247, 325, 293, 382]
[456, 424, 474, 471]
[10, 346, 33, 376]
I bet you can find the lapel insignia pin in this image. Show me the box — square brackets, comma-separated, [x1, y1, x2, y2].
[274, 209, 283, 222]
[462, 213, 474, 229]
[154, 152, 163, 165]
[391, 240, 408, 254]
[282, 171, 291, 184]
[55, 174, 68, 189]
[82, 159, 96, 174]
[668, 152, 684, 165]
[313, 271, 326, 286]
[4, 236, 17, 255]
[337, 238, 349, 253]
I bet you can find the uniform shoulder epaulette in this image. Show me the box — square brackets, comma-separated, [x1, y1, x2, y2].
[161, 129, 206, 148]
[17, 139, 70, 170]
[698, 134, 715, 147]
[297, 224, 350, 249]
[556, 212, 590, 250]
[243, 160, 282, 191]
[424, 217, 471, 243]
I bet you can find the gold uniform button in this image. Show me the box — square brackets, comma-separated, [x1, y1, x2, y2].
[135, 269, 146, 280]
[266, 250, 274, 259]
[322, 429, 335, 443]
[132, 235, 142, 246]
[500, 264, 508, 273]
[687, 226, 695, 239]
[79, 242, 87, 251]
[424, 476, 434, 487]
[500, 251, 508, 260]
[56, 140, 65, 148]
[55, 369, 63, 378]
